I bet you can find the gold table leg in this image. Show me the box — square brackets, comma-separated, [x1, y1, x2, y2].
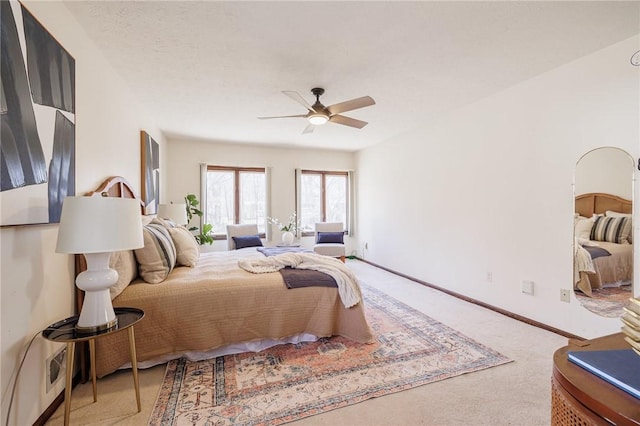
[128, 326, 141, 412]
[89, 338, 97, 402]
[64, 342, 75, 426]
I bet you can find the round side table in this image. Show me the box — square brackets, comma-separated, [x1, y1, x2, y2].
[551, 333, 640, 425]
[42, 307, 144, 426]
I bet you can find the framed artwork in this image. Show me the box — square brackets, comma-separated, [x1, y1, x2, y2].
[0, 0, 76, 226]
[141, 130, 159, 215]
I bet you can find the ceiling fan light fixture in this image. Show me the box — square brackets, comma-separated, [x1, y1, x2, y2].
[308, 113, 329, 125]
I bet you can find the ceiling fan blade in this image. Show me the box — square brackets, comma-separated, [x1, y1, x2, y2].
[282, 91, 316, 112]
[302, 123, 315, 134]
[329, 114, 368, 129]
[326, 96, 375, 115]
[258, 114, 308, 120]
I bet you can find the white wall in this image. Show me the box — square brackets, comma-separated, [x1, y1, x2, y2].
[165, 139, 355, 252]
[0, 2, 165, 425]
[356, 35, 639, 340]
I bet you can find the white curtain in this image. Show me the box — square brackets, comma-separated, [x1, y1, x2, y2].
[265, 166, 272, 241]
[295, 168, 302, 238]
[347, 170, 355, 236]
[199, 163, 207, 231]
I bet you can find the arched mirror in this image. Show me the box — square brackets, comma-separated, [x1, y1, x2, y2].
[573, 147, 634, 317]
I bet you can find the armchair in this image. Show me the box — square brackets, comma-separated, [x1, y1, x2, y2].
[226, 224, 261, 250]
[313, 222, 346, 262]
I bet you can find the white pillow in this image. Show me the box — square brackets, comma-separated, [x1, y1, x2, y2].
[577, 237, 598, 247]
[574, 216, 595, 240]
[605, 210, 631, 218]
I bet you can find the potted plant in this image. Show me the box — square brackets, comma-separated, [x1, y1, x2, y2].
[184, 194, 214, 245]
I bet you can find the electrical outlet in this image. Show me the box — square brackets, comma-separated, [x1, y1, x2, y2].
[521, 280, 534, 295]
[560, 289, 571, 303]
[486, 272, 493, 283]
[46, 346, 66, 393]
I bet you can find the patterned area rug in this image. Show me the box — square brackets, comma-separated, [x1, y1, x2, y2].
[575, 285, 633, 317]
[149, 284, 511, 426]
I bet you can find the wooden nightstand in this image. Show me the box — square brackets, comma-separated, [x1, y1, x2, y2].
[42, 307, 144, 426]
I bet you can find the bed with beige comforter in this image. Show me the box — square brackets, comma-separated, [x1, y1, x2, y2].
[574, 241, 633, 296]
[95, 248, 373, 377]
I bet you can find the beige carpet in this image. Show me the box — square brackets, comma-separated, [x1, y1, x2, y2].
[45, 260, 568, 426]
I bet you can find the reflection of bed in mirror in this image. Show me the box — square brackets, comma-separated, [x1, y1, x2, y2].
[574, 192, 633, 297]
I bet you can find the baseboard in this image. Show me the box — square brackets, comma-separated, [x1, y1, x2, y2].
[358, 258, 584, 341]
[33, 371, 81, 426]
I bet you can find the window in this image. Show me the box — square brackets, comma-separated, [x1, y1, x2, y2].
[298, 170, 348, 235]
[204, 166, 266, 237]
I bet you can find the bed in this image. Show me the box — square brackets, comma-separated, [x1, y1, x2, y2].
[77, 176, 373, 378]
[573, 192, 633, 296]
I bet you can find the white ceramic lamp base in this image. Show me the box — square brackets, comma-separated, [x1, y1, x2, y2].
[76, 252, 118, 333]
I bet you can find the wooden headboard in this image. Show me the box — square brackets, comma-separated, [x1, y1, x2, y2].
[84, 176, 145, 210]
[575, 192, 632, 217]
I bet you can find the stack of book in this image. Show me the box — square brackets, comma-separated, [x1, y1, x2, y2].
[621, 297, 640, 355]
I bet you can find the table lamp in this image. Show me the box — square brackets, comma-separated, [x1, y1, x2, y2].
[56, 196, 143, 333]
[157, 203, 188, 226]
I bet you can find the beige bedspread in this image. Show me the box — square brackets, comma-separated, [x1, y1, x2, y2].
[574, 241, 633, 296]
[95, 249, 373, 377]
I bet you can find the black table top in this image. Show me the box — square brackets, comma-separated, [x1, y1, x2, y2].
[42, 307, 144, 343]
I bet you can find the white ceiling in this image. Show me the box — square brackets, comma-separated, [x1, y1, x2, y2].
[63, 1, 640, 151]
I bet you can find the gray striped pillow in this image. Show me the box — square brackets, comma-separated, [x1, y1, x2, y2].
[590, 216, 632, 244]
[134, 223, 177, 283]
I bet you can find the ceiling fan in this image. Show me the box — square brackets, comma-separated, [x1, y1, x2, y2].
[258, 88, 375, 134]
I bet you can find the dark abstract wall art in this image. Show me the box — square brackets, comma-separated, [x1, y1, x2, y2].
[0, 1, 75, 226]
[22, 5, 75, 114]
[0, 0, 47, 193]
[48, 111, 75, 223]
[141, 131, 159, 215]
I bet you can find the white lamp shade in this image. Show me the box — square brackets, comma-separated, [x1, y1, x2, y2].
[56, 196, 144, 254]
[157, 203, 188, 225]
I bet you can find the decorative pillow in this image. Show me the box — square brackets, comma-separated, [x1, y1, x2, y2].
[152, 217, 200, 267]
[233, 235, 263, 249]
[109, 250, 138, 299]
[606, 211, 633, 243]
[590, 216, 632, 244]
[153, 216, 176, 228]
[316, 231, 344, 244]
[134, 223, 177, 283]
[574, 216, 594, 240]
[168, 226, 200, 267]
